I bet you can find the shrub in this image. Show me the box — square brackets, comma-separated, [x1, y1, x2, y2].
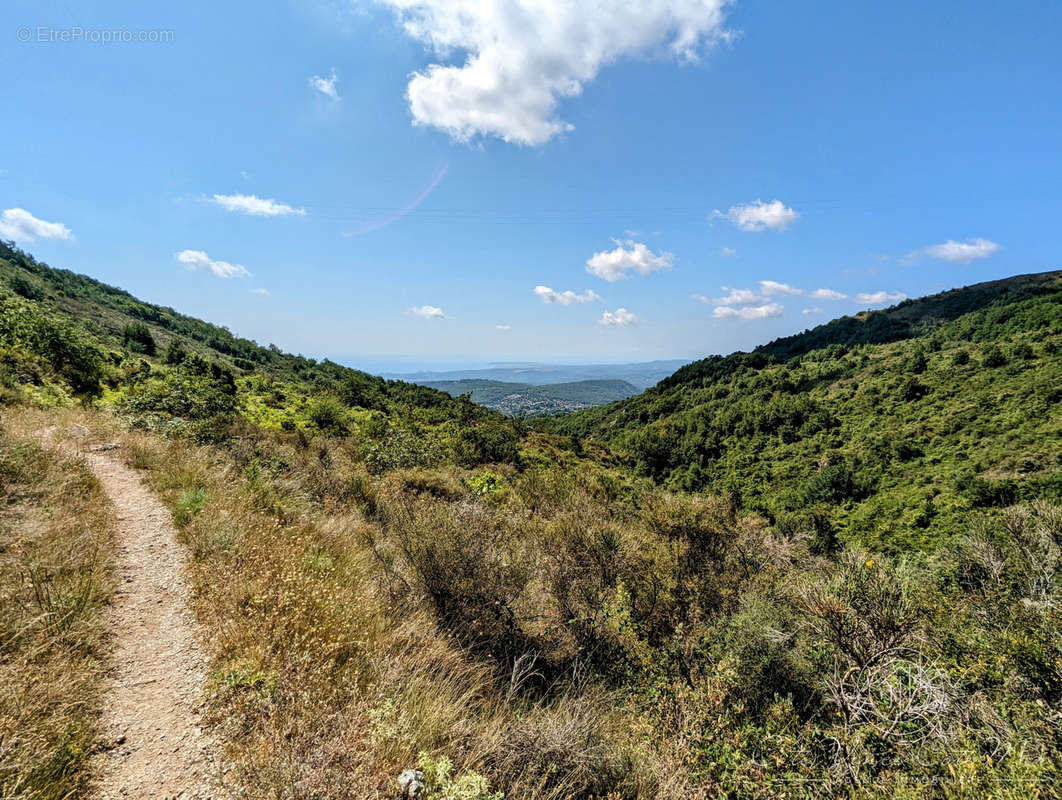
[981, 345, 1007, 368]
[0, 292, 104, 395]
[800, 460, 874, 506]
[468, 471, 503, 496]
[306, 394, 348, 435]
[6, 273, 44, 300]
[122, 321, 157, 356]
[900, 377, 928, 401]
[163, 338, 187, 365]
[416, 752, 502, 800]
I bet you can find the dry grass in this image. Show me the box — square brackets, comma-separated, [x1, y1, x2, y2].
[0, 408, 117, 800]
[103, 422, 630, 800]
[8, 406, 1057, 799]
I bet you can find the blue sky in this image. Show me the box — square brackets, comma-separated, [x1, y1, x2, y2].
[3, 0, 1060, 371]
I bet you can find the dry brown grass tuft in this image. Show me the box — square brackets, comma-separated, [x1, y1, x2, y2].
[107, 424, 626, 798]
[0, 408, 117, 800]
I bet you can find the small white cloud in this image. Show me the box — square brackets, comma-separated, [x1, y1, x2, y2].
[919, 237, 1000, 264]
[495, 324, 512, 331]
[410, 304, 447, 319]
[713, 302, 784, 320]
[709, 286, 762, 306]
[534, 285, 601, 305]
[811, 288, 847, 300]
[0, 208, 73, 242]
[856, 290, 907, 305]
[309, 68, 339, 100]
[759, 279, 803, 296]
[378, 0, 732, 146]
[713, 199, 798, 232]
[586, 239, 673, 282]
[176, 249, 250, 279]
[252, 288, 271, 295]
[802, 307, 823, 315]
[211, 194, 306, 217]
[599, 308, 638, 326]
[720, 246, 737, 257]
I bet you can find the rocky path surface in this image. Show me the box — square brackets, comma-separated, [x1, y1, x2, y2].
[83, 447, 221, 799]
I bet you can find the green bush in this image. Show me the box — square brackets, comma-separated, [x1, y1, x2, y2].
[121, 322, 157, 356]
[306, 394, 348, 435]
[0, 291, 104, 395]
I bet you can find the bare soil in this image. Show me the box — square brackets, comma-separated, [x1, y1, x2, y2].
[83, 448, 222, 799]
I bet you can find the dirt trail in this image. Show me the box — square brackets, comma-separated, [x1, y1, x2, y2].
[82, 447, 221, 799]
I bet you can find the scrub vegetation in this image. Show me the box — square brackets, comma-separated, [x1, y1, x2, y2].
[2, 240, 1061, 798]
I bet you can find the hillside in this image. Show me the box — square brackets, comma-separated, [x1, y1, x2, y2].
[0, 241, 523, 467]
[420, 378, 639, 416]
[3, 245, 1062, 798]
[546, 271, 1062, 551]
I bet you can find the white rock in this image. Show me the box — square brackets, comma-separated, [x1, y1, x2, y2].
[397, 768, 425, 799]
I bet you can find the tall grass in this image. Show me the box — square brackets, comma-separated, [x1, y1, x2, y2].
[0, 411, 116, 800]
[15, 407, 1061, 799]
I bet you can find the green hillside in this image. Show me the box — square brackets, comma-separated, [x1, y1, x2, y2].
[420, 377, 639, 416]
[3, 244, 1062, 797]
[546, 271, 1062, 551]
[0, 241, 526, 468]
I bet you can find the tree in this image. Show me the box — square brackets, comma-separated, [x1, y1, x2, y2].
[122, 322, 157, 356]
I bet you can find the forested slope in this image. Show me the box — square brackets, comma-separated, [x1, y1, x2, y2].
[546, 271, 1062, 550]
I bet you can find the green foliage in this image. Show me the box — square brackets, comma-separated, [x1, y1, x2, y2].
[163, 337, 188, 365]
[174, 488, 210, 526]
[468, 471, 503, 496]
[416, 752, 503, 800]
[981, 344, 1007, 368]
[306, 394, 348, 435]
[0, 240, 495, 430]
[121, 321, 156, 356]
[0, 288, 104, 395]
[545, 275, 1062, 551]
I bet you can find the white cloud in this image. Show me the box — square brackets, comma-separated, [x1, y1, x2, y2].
[720, 246, 736, 257]
[713, 302, 784, 320]
[176, 249, 250, 279]
[211, 194, 306, 217]
[585, 239, 673, 282]
[377, 0, 732, 146]
[856, 290, 907, 305]
[252, 288, 271, 295]
[811, 287, 847, 300]
[759, 279, 803, 296]
[0, 208, 73, 242]
[599, 308, 638, 326]
[919, 237, 1000, 264]
[802, 307, 823, 315]
[309, 68, 340, 100]
[410, 304, 447, 319]
[713, 199, 798, 232]
[495, 324, 512, 331]
[534, 285, 601, 305]
[706, 286, 762, 305]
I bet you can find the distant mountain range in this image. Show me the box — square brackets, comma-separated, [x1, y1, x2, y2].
[419, 378, 639, 416]
[385, 360, 689, 390]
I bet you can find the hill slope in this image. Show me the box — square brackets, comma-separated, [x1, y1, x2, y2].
[420, 378, 639, 416]
[546, 271, 1062, 550]
[4, 245, 1062, 796]
[0, 240, 521, 466]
